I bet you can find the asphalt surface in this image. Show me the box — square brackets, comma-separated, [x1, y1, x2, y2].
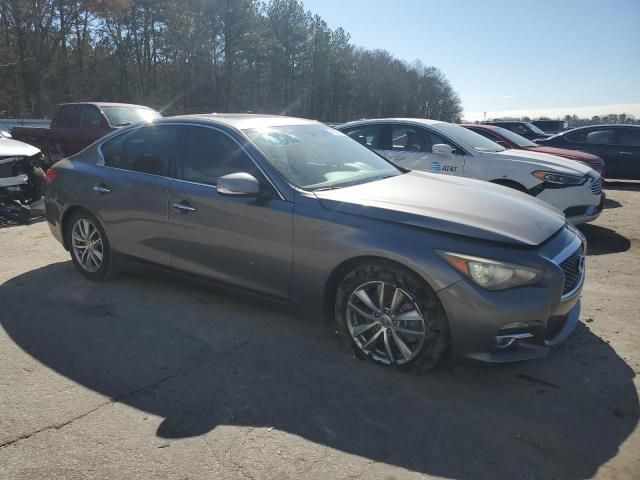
[1, 184, 639, 479]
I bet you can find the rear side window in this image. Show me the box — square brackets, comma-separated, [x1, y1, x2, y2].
[619, 128, 640, 147]
[102, 125, 181, 176]
[343, 125, 382, 148]
[55, 105, 81, 128]
[79, 106, 102, 128]
[565, 128, 616, 145]
[180, 126, 260, 186]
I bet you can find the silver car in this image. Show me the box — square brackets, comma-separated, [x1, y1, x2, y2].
[45, 114, 585, 372]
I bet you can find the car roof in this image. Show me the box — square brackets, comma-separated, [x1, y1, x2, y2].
[157, 113, 321, 130]
[460, 123, 498, 130]
[59, 102, 156, 109]
[339, 118, 444, 127]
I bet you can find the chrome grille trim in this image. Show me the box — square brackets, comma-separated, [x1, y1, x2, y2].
[552, 235, 586, 300]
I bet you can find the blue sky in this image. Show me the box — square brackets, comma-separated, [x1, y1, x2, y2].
[301, 0, 640, 120]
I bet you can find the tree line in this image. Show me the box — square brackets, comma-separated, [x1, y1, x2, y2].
[0, 0, 463, 123]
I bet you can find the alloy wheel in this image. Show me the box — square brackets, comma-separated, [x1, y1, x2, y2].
[71, 219, 104, 273]
[346, 281, 427, 365]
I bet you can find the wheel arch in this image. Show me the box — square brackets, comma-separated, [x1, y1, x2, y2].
[322, 255, 433, 327]
[60, 205, 90, 250]
[489, 178, 528, 192]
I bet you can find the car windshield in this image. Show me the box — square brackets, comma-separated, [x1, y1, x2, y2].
[433, 123, 505, 152]
[492, 126, 538, 147]
[243, 124, 402, 190]
[102, 106, 161, 127]
[525, 122, 547, 136]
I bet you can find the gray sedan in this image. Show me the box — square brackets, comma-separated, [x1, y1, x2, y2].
[45, 114, 585, 372]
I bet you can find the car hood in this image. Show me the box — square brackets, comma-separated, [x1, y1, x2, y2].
[491, 148, 594, 175]
[0, 138, 40, 157]
[315, 172, 565, 246]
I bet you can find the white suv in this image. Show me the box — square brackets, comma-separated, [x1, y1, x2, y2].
[337, 119, 603, 224]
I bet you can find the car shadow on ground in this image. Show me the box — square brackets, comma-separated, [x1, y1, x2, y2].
[1, 262, 638, 479]
[604, 180, 640, 191]
[604, 197, 623, 209]
[579, 223, 631, 255]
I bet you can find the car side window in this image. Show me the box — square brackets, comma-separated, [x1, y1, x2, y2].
[565, 128, 616, 145]
[102, 125, 180, 176]
[180, 126, 261, 186]
[55, 105, 81, 128]
[619, 128, 640, 147]
[79, 106, 102, 128]
[470, 128, 498, 142]
[343, 125, 382, 148]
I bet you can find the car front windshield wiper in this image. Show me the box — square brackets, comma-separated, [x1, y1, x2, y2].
[114, 122, 132, 127]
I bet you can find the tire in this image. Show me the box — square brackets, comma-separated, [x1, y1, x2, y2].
[335, 261, 449, 373]
[27, 166, 46, 203]
[65, 210, 117, 281]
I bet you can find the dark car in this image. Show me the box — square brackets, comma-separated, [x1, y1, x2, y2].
[45, 114, 586, 372]
[462, 124, 604, 174]
[537, 125, 640, 179]
[11, 102, 161, 166]
[483, 121, 550, 141]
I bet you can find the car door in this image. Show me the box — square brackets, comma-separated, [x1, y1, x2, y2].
[383, 124, 465, 176]
[49, 104, 82, 161]
[77, 105, 109, 153]
[614, 127, 640, 179]
[168, 125, 293, 299]
[562, 127, 621, 176]
[91, 124, 181, 265]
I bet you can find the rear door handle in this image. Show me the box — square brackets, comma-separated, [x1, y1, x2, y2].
[172, 200, 197, 213]
[93, 183, 112, 194]
[619, 151, 633, 155]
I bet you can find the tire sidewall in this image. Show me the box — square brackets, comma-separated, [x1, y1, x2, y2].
[66, 210, 113, 281]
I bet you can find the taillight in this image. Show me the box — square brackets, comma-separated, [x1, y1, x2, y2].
[46, 168, 59, 184]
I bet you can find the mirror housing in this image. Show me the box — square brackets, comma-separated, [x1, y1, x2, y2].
[432, 143, 454, 155]
[217, 172, 261, 197]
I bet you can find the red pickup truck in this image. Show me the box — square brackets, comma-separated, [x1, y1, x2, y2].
[11, 102, 161, 165]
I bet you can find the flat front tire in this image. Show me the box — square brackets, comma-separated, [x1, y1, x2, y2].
[335, 261, 449, 373]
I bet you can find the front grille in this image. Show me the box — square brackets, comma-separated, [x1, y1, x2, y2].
[590, 178, 603, 195]
[560, 245, 584, 296]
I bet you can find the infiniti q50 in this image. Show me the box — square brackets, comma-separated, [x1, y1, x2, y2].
[45, 114, 586, 371]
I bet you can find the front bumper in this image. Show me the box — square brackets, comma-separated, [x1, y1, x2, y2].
[438, 279, 582, 364]
[535, 178, 603, 225]
[436, 229, 585, 364]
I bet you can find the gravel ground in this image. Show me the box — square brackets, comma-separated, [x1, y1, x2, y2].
[1, 184, 639, 480]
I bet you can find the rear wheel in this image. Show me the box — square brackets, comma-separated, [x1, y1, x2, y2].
[335, 261, 449, 373]
[66, 210, 116, 280]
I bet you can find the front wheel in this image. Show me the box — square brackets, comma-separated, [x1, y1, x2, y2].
[335, 261, 449, 373]
[66, 211, 116, 281]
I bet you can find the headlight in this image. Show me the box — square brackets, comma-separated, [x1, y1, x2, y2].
[438, 251, 542, 290]
[532, 170, 585, 185]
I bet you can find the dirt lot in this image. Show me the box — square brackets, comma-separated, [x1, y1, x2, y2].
[1, 184, 639, 480]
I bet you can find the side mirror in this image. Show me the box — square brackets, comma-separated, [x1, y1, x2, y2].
[217, 172, 260, 197]
[432, 143, 454, 155]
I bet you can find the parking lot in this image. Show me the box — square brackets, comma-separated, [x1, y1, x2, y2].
[0, 184, 638, 479]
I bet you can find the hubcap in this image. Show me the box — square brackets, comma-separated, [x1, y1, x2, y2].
[71, 219, 104, 273]
[347, 281, 427, 365]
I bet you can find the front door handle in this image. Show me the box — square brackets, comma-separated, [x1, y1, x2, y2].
[93, 183, 112, 194]
[172, 201, 197, 213]
[619, 151, 633, 155]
